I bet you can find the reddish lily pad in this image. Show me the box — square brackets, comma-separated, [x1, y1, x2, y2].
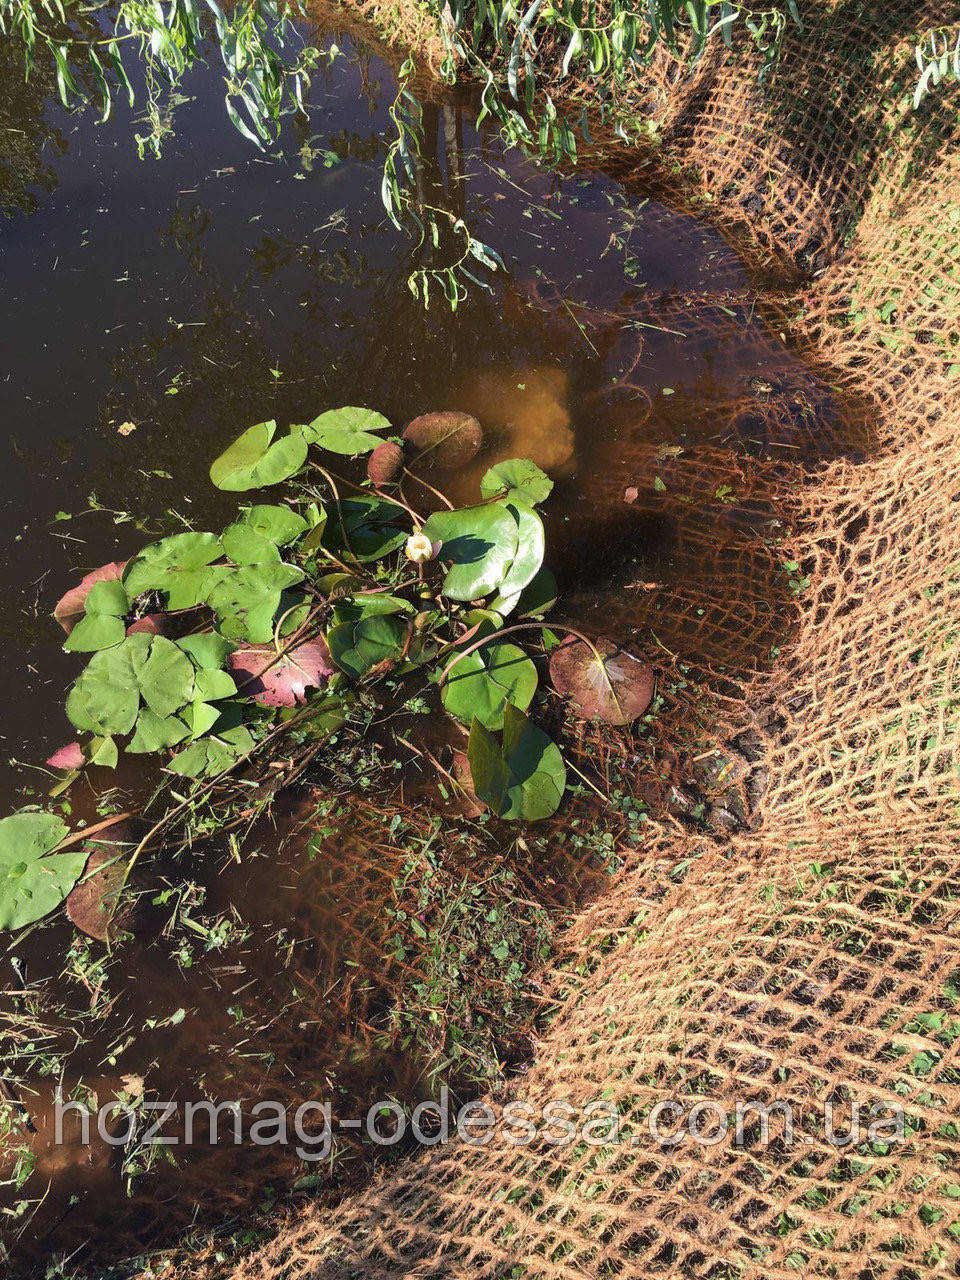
[451, 750, 485, 818]
[54, 561, 128, 634]
[367, 441, 406, 487]
[126, 613, 168, 636]
[228, 639, 334, 707]
[549, 635, 654, 725]
[47, 742, 84, 770]
[66, 829, 133, 942]
[403, 411, 481, 470]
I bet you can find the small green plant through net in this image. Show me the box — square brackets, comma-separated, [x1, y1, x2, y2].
[0, 406, 655, 944]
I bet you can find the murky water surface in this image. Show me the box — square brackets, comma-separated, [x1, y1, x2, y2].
[0, 15, 863, 1273]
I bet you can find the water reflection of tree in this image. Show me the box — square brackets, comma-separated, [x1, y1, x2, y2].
[99, 94, 601, 477]
[0, 34, 65, 215]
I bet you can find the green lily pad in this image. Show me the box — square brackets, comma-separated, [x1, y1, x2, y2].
[66, 634, 196, 738]
[85, 579, 129, 613]
[442, 642, 537, 729]
[88, 736, 119, 769]
[63, 616, 126, 653]
[480, 459, 554, 506]
[180, 700, 222, 739]
[495, 503, 545, 602]
[193, 668, 237, 701]
[175, 632, 235, 670]
[492, 564, 558, 618]
[206, 562, 305, 643]
[123, 532, 223, 609]
[63, 579, 129, 653]
[209, 420, 308, 491]
[221, 523, 282, 566]
[334, 594, 415, 620]
[322, 495, 407, 563]
[168, 721, 255, 778]
[239, 504, 308, 547]
[127, 707, 191, 753]
[66, 634, 151, 736]
[137, 636, 197, 718]
[303, 406, 391, 456]
[467, 702, 566, 821]
[421, 502, 519, 601]
[327, 613, 406, 678]
[0, 810, 85, 930]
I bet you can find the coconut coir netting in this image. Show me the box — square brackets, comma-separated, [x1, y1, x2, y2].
[184, 4, 960, 1276]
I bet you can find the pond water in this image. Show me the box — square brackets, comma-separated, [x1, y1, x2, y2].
[0, 12, 866, 1274]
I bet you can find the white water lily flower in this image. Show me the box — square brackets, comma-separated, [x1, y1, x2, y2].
[405, 532, 437, 564]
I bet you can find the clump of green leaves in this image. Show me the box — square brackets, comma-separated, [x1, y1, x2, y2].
[1, 403, 654, 937]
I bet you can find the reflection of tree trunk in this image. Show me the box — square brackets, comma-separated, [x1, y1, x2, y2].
[419, 102, 441, 208]
[405, 98, 467, 279]
[442, 104, 464, 220]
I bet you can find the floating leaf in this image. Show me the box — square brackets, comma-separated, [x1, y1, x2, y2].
[467, 703, 566, 821]
[66, 833, 131, 943]
[480, 459, 554, 506]
[127, 707, 191, 753]
[66, 634, 151, 736]
[46, 742, 84, 770]
[167, 721, 254, 778]
[176, 632, 235, 670]
[206, 562, 305, 643]
[442, 643, 537, 729]
[451, 750, 484, 818]
[327, 613, 406, 679]
[322, 495, 407, 563]
[239, 504, 308, 547]
[333, 594, 415, 620]
[54, 561, 128, 634]
[228, 640, 334, 707]
[123, 532, 222, 609]
[221, 523, 282, 566]
[314, 572, 363, 597]
[180, 700, 223, 739]
[0, 810, 83, 930]
[549, 635, 654, 725]
[367, 441, 406, 487]
[493, 565, 558, 618]
[63, 614, 126, 653]
[137, 636, 196, 718]
[194, 668, 237, 701]
[494, 503, 545, 604]
[421, 503, 519, 601]
[303, 406, 391, 456]
[209, 420, 307, 491]
[63, 578, 130, 653]
[403, 411, 482, 469]
[66, 634, 195, 738]
[88, 736, 119, 769]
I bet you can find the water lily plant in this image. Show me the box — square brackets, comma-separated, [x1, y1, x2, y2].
[0, 406, 654, 936]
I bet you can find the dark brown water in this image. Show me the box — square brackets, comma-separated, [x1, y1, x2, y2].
[0, 17, 866, 1275]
